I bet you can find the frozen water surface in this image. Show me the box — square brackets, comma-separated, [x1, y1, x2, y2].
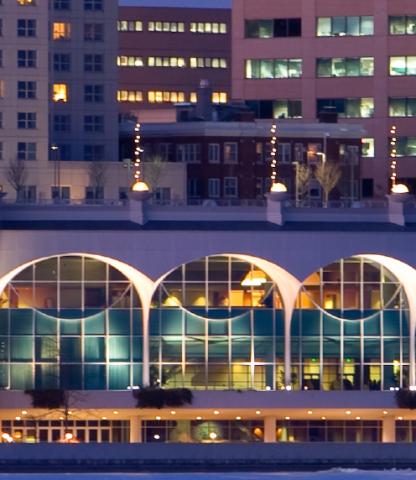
[1, 472, 416, 480]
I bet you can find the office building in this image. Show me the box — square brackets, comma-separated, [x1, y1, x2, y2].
[232, 0, 416, 196]
[118, 3, 231, 119]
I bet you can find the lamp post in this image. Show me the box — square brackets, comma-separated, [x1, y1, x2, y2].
[51, 145, 60, 201]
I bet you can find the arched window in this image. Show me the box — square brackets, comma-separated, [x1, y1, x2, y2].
[292, 256, 409, 391]
[150, 255, 284, 390]
[0, 255, 142, 390]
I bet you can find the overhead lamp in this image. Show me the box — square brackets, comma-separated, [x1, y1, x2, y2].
[270, 182, 288, 193]
[131, 180, 150, 193]
[391, 183, 409, 194]
[241, 270, 267, 287]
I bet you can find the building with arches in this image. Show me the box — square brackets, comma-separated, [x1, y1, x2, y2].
[0, 196, 415, 444]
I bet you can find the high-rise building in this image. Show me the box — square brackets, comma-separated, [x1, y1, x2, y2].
[232, 0, 416, 197]
[1, 0, 49, 178]
[117, 2, 231, 120]
[50, 0, 119, 164]
[0, 0, 119, 202]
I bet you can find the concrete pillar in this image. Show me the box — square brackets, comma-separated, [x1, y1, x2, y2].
[386, 193, 413, 227]
[382, 416, 396, 443]
[141, 306, 150, 386]
[266, 194, 285, 226]
[129, 191, 152, 225]
[264, 416, 277, 443]
[129, 198, 146, 225]
[129, 417, 142, 443]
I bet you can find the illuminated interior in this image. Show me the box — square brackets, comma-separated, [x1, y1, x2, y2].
[149, 255, 284, 390]
[292, 256, 409, 391]
[0, 255, 143, 390]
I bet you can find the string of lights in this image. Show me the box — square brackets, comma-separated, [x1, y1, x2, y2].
[131, 121, 150, 193]
[390, 125, 397, 188]
[134, 122, 142, 182]
[269, 122, 287, 193]
[270, 123, 277, 185]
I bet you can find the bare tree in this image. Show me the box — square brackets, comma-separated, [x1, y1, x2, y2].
[6, 158, 28, 201]
[143, 154, 165, 192]
[314, 162, 342, 207]
[87, 162, 108, 201]
[296, 164, 311, 205]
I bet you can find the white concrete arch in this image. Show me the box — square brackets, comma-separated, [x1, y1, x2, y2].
[360, 255, 416, 387]
[294, 254, 416, 390]
[152, 253, 302, 387]
[0, 253, 157, 387]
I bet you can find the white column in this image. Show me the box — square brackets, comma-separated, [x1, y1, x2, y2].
[142, 306, 150, 386]
[129, 417, 142, 443]
[382, 416, 396, 443]
[284, 306, 294, 387]
[264, 416, 277, 443]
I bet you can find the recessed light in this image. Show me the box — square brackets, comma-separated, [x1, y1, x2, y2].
[307, 410, 313, 415]
[285, 416, 290, 420]
[196, 416, 202, 420]
[398, 416, 403, 420]
[255, 410, 261, 415]
[235, 416, 242, 420]
[383, 410, 388, 415]
[21, 410, 28, 416]
[156, 416, 161, 421]
[213, 410, 220, 415]
[113, 410, 119, 415]
[345, 410, 352, 415]
[15, 416, 21, 421]
[355, 416, 361, 420]
[102, 416, 107, 420]
[321, 416, 326, 420]
[170, 410, 176, 415]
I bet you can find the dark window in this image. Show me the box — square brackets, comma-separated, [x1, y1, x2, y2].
[245, 18, 301, 38]
[361, 179, 374, 198]
[53, 53, 71, 72]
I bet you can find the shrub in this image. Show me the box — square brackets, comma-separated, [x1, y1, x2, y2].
[134, 387, 193, 409]
[395, 389, 416, 409]
[25, 389, 65, 409]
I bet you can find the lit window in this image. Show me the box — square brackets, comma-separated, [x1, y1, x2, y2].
[117, 90, 143, 102]
[389, 16, 416, 35]
[53, 22, 71, 40]
[117, 20, 142, 31]
[224, 143, 238, 163]
[361, 138, 374, 158]
[148, 91, 184, 103]
[317, 57, 374, 77]
[245, 58, 302, 79]
[190, 22, 227, 34]
[212, 92, 227, 104]
[117, 56, 144, 67]
[390, 56, 416, 76]
[53, 83, 68, 102]
[389, 97, 416, 117]
[316, 16, 373, 36]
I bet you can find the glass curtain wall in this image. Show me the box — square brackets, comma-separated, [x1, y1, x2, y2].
[0, 255, 143, 390]
[291, 257, 409, 391]
[150, 256, 284, 390]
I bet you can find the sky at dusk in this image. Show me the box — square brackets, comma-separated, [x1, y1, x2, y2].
[119, 0, 231, 8]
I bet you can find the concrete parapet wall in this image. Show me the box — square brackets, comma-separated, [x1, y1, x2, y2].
[1, 443, 416, 471]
